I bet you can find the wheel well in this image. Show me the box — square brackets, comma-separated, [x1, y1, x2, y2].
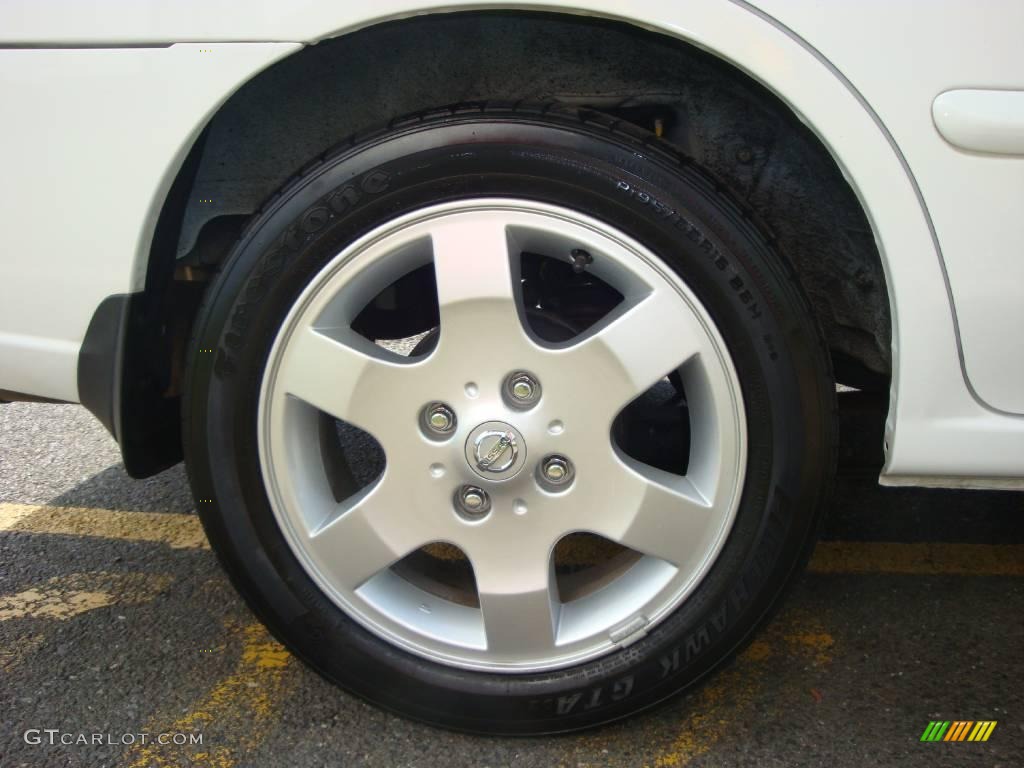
[132, 10, 890, 475]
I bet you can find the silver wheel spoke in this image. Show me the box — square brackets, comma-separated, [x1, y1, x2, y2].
[307, 476, 433, 591]
[430, 215, 523, 350]
[277, 326, 412, 436]
[557, 287, 705, 415]
[595, 459, 718, 567]
[473, 547, 559, 655]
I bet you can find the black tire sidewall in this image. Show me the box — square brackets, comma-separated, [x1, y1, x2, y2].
[184, 112, 834, 734]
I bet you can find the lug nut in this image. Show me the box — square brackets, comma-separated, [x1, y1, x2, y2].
[422, 403, 456, 437]
[512, 378, 535, 400]
[543, 459, 567, 481]
[462, 488, 486, 509]
[539, 455, 574, 489]
[505, 371, 541, 409]
[429, 408, 453, 431]
[456, 485, 491, 518]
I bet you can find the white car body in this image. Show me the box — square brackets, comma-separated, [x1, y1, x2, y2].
[1, 0, 1022, 488]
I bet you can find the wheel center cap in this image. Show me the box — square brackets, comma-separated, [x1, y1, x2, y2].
[465, 421, 527, 481]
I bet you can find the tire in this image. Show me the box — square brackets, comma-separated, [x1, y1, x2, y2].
[183, 104, 836, 734]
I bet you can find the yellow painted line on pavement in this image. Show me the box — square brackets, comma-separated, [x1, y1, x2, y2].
[431, 537, 1024, 575]
[0, 502, 208, 549]
[123, 621, 294, 768]
[0, 572, 173, 621]
[1, 584, 111, 621]
[651, 610, 835, 767]
[3, 504, 1022, 577]
[808, 541, 1024, 576]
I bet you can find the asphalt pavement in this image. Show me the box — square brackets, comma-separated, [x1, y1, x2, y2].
[1, 401, 1021, 767]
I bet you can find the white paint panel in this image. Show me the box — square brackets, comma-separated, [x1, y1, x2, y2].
[0, 43, 299, 401]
